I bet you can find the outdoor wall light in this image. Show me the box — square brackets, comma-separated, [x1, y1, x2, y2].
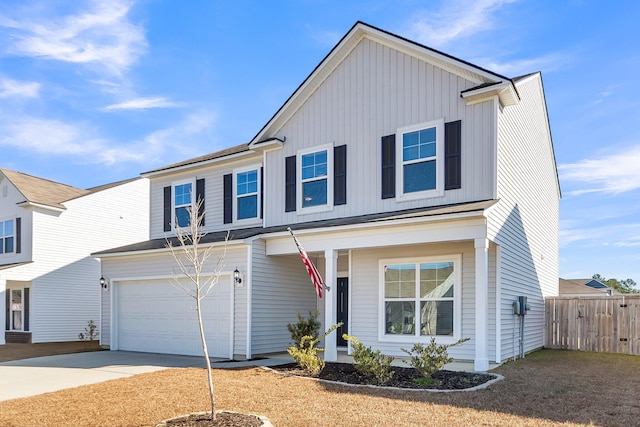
[233, 268, 242, 284]
[100, 276, 108, 290]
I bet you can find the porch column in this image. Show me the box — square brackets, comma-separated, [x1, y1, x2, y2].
[474, 238, 489, 372]
[324, 249, 337, 362]
[0, 278, 6, 345]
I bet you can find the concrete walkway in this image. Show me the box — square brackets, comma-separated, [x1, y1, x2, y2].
[0, 351, 293, 402]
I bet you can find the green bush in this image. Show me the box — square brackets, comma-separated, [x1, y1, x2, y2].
[401, 337, 470, 378]
[343, 334, 394, 385]
[78, 320, 99, 341]
[287, 323, 342, 376]
[287, 311, 321, 349]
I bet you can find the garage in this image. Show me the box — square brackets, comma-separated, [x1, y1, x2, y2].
[113, 276, 233, 358]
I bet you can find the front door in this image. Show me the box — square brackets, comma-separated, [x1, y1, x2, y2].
[336, 277, 348, 347]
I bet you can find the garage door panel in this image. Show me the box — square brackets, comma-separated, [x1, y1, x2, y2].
[116, 278, 232, 357]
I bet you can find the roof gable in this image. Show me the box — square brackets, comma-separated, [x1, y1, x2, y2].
[250, 21, 515, 146]
[0, 168, 89, 210]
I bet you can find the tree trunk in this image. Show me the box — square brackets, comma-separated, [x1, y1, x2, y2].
[196, 295, 216, 421]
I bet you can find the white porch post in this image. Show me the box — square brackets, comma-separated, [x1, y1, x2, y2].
[474, 238, 489, 372]
[324, 249, 337, 362]
[0, 278, 6, 345]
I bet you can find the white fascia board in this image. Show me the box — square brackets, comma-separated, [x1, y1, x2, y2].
[141, 150, 257, 178]
[16, 201, 66, 212]
[461, 82, 519, 107]
[265, 213, 489, 256]
[94, 240, 249, 259]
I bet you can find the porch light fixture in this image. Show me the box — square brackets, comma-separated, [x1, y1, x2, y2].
[233, 268, 242, 284]
[100, 276, 108, 290]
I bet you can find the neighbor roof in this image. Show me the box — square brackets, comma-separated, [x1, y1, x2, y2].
[0, 168, 89, 209]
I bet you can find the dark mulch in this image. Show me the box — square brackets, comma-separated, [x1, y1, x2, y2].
[273, 362, 495, 390]
[161, 411, 263, 427]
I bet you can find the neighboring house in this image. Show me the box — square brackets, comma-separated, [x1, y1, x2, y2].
[0, 168, 149, 345]
[95, 21, 559, 371]
[559, 278, 614, 296]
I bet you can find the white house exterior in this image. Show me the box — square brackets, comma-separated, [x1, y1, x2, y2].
[0, 169, 149, 344]
[95, 22, 559, 371]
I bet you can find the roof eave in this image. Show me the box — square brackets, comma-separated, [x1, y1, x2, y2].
[461, 81, 519, 107]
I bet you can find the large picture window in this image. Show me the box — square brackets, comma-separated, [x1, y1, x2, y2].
[396, 119, 444, 200]
[380, 256, 459, 342]
[0, 219, 15, 254]
[236, 169, 258, 220]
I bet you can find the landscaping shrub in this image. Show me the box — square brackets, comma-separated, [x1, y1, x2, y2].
[287, 311, 321, 349]
[287, 323, 342, 376]
[402, 337, 469, 378]
[342, 334, 394, 385]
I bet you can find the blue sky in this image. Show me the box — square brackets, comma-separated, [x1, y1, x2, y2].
[1, 0, 639, 286]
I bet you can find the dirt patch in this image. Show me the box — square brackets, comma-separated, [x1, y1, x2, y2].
[0, 349, 639, 426]
[0, 341, 103, 363]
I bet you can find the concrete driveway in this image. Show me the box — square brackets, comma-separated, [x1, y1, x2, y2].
[0, 351, 238, 402]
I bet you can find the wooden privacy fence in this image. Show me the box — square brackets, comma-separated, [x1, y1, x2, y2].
[545, 296, 640, 355]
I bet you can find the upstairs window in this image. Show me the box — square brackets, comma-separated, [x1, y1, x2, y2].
[396, 119, 444, 200]
[301, 150, 328, 208]
[0, 219, 14, 254]
[236, 169, 259, 220]
[174, 182, 192, 228]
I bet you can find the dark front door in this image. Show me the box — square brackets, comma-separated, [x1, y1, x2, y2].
[336, 277, 348, 347]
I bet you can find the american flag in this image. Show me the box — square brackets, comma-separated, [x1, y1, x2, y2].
[288, 227, 324, 298]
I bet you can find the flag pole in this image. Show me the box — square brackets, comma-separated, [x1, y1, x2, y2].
[287, 227, 330, 295]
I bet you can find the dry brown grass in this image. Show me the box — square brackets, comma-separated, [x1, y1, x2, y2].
[0, 349, 639, 426]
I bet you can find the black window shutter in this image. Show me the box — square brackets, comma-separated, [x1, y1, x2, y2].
[15, 217, 21, 254]
[24, 288, 29, 332]
[260, 167, 264, 219]
[4, 291, 9, 330]
[223, 174, 233, 224]
[334, 145, 347, 205]
[445, 120, 462, 190]
[163, 186, 171, 231]
[285, 156, 296, 212]
[381, 134, 396, 199]
[196, 178, 205, 226]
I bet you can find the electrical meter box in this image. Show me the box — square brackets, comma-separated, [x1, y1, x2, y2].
[513, 296, 528, 315]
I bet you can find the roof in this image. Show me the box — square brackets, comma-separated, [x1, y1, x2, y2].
[559, 278, 613, 296]
[141, 143, 251, 176]
[94, 199, 497, 256]
[0, 168, 89, 209]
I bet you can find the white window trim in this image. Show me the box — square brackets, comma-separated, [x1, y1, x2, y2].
[395, 118, 445, 202]
[0, 217, 16, 255]
[9, 288, 24, 331]
[171, 178, 195, 231]
[378, 254, 462, 344]
[296, 143, 334, 215]
[233, 164, 262, 225]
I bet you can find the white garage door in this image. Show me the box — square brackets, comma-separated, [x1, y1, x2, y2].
[115, 277, 232, 358]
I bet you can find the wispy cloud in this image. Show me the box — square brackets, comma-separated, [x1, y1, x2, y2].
[0, 77, 40, 98]
[407, 0, 519, 48]
[480, 53, 567, 76]
[104, 97, 182, 111]
[559, 145, 640, 195]
[0, 0, 146, 76]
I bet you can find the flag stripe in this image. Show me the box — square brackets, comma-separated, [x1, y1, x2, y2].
[288, 228, 324, 298]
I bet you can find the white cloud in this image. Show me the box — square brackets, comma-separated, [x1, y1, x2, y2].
[0, 0, 146, 76]
[480, 53, 566, 76]
[407, 0, 519, 48]
[559, 145, 640, 195]
[0, 77, 40, 98]
[104, 97, 182, 111]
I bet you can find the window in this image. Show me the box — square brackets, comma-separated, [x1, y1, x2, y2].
[236, 169, 259, 220]
[380, 256, 459, 342]
[11, 289, 22, 331]
[396, 119, 444, 200]
[302, 150, 327, 207]
[174, 182, 192, 228]
[0, 219, 14, 254]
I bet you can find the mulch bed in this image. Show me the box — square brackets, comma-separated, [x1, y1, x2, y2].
[160, 411, 263, 427]
[273, 362, 495, 390]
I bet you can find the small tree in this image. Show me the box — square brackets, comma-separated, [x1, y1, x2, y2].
[287, 311, 321, 348]
[166, 197, 227, 422]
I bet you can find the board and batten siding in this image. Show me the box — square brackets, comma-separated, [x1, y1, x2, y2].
[250, 239, 317, 355]
[8, 178, 149, 343]
[149, 152, 263, 240]
[100, 245, 249, 356]
[488, 74, 560, 361]
[263, 37, 495, 227]
[348, 241, 496, 361]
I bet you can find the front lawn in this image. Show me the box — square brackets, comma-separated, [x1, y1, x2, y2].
[0, 349, 638, 426]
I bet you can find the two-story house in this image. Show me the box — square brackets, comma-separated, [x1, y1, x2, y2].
[0, 169, 149, 345]
[95, 22, 559, 371]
